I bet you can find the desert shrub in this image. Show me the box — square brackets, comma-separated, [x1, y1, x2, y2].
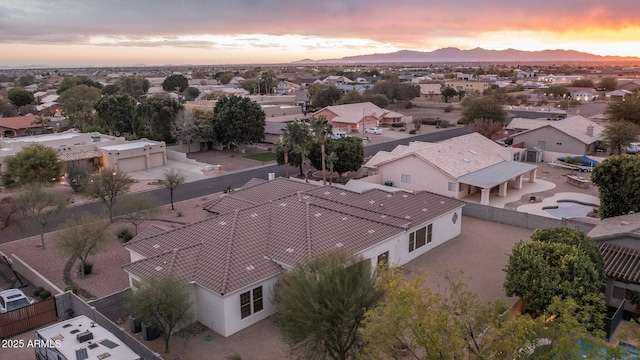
[391, 122, 405, 128]
[443, 105, 454, 113]
[39, 290, 51, 300]
[409, 129, 417, 134]
[64, 285, 78, 294]
[177, 211, 183, 217]
[33, 286, 44, 297]
[399, 128, 406, 132]
[420, 118, 439, 125]
[117, 228, 134, 243]
[439, 120, 451, 128]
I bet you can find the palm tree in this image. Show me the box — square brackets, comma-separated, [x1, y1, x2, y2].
[274, 138, 293, 178]
[32, 115, 50, 134]
[326, 151, 338, 185]
[294, 142, 310, 183]
[310, 116, 333, 185]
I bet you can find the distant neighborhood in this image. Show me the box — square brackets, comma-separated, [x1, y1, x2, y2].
[2, 61, 640, 359]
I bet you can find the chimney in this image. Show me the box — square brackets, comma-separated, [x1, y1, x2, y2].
[586, 125, 594, 137]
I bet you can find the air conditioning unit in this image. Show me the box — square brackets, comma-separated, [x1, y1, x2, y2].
[76, 330, 94, 343]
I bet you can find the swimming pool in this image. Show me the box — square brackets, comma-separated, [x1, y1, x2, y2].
[542, 200, 597, 219]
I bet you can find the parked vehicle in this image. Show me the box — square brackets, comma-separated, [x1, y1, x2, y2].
[0, 289, 34, 313]
[333, 131, 350, 139]
[364, 127, 382, 135]
[627, 143, 639, 154]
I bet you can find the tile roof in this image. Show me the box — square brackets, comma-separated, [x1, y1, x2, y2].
[365, 132, 507, 179]
[506, 118, 549, 131]
[587, 213, 640, 241]
[511, 115, 604, 145]
[125, 178, 464, 296]
[314, 102, 388, 124]
[0, 115, 40, 130]
[599, 242, 640, 284]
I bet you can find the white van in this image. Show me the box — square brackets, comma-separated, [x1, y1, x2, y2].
[333, 131, 350, 139]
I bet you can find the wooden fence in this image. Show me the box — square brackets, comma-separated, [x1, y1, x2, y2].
[0, 298, 57, 339]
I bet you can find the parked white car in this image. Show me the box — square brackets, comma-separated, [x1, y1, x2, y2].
[627, 143, 639, 154]
[333, 131, 350, 139]
[364, 127, 382, 135]
[0, 289, 35, 313]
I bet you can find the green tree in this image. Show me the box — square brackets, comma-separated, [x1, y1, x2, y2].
[17, 183, 67, 249]
[182, 86, 200, 101]
[31, 115, 50, 134]
[338, 90, 364, 105]
[570, 78, 595, 88]
[366, 93, 389, 108]
[83, 168, 134, 223]
[94, 94, 138, 135]
[591, 155, 640, 218]
[603, 120, 639, 155]
[57, 76, 103, 95]
[597, 77, 618, 91]
[369, 80, 420, 109]
[135, 96, 183, 142]
[311, 137, 364, 182]
[114, 76, 150, 99]
[1, 143, 63, 188]
[193, 109, 215, 150]
[441, 86, 458, 103]
[161, 168, 186, 211]
[114, 193, 160, 235]
[128, 275, 195, 354]
[605, 96, 640, 125]
[57, 84, 102, 131]
[274, 138, 293, 178]
[276, 121, 313, 177]
[545, 85, 570, 99]
[211, 95, 266, 148]
[361, 268, 540, 360]
[310, 116, 333, 185]
[0, 96, 17, 117]
[7, 87, 35, 107]
[309, 84, 343, 109]
[274, 251, 382, 360]
[461, 95, 508, 138]
[161, 74, 189, 93]
[56, 214, 109, 277]
[504, 240, 605, 323]
[16, 75, 36, 87]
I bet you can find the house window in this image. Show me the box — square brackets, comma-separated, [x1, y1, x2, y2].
[537, 141, 546, 150]
[513, 152, 520, 162]
[240, 286, 264, 319]
[401, 174, 411, 184]
[448, 182, 456, 192]
[458, 183, 464, 192]
[409, 224, 432, 252]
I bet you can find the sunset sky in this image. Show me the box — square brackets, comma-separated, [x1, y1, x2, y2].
[2, 0, 640, 67]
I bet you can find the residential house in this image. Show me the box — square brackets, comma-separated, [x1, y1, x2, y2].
[363, 132, 537, 206]
[312, 102, 407, 134]
[444, 80, 490, 95]
[275, 81, 301, 95]
[0, 115, 46, 137]
[122, 177, 464, 337]
[567, 87, 599, 102]
[587, 214, 640, 313]
[615, 80, 640, 93]
[507, 115, 604, 160]
[322, 76, 353, 86]
[0, 129, 166, 174]
[418, 84, 442, 99]
[605, 89, 633, 102]
[538, 74, 585, 84]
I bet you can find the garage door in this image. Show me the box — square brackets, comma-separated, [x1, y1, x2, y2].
[117, 156, 146, 172]
[150, 153, 164, 167]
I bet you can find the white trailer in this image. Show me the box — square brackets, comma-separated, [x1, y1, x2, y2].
[34, 315, 141, 360]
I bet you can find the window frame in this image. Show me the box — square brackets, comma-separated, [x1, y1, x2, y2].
[409, 224, 432, 252]
[240, 285, 264, 319]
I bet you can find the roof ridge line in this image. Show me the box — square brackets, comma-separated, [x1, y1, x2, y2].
[220, 209, 240, 295]
[305, 202, 312, 258]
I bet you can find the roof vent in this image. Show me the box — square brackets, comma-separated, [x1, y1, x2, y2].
[76, 330, 94, 343]
[468, 149, 478, 155]
[336, 242, 344, 247]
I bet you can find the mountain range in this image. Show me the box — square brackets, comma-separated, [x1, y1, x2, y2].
[294, 47, 640, 64]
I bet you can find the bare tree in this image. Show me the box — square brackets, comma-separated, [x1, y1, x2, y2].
[173, 110, 198, 154]
[17, 183, 67, 249]
[115, 193, 161, 235]
[161, 169, 186, 211]
[83, 168, 134, 223]
[57, 214, 110, 278]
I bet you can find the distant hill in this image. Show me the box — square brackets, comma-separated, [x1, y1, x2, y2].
[294, 47, 640, 64]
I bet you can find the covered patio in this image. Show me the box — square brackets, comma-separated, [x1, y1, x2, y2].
[458, 161, 539, 205]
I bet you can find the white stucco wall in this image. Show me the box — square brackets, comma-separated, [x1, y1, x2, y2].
[221, 275, 280, 337]
[510, 127, 590, 155]
[195, 286, 227, 336]
[377, 156, 458, 197]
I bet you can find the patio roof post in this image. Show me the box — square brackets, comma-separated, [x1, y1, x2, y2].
[480, 188, 491, 205]
[528, 168, 538, 183]
[498, 181, 508, 198]
[515, 175, 523, 190]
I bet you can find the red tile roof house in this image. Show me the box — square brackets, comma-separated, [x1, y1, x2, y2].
[313, 102, 408, 134]
[123, 177, 464, 337]
[0, 115, 45, 137]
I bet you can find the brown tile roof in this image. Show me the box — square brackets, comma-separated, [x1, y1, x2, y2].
[124, 178, 464, 296]
[599, 242, 640, 284]
[0, 115, 40, 130]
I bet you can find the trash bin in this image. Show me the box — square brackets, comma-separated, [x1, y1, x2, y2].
[129, 314, 141, 333]
[141, 321, 160, 341]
